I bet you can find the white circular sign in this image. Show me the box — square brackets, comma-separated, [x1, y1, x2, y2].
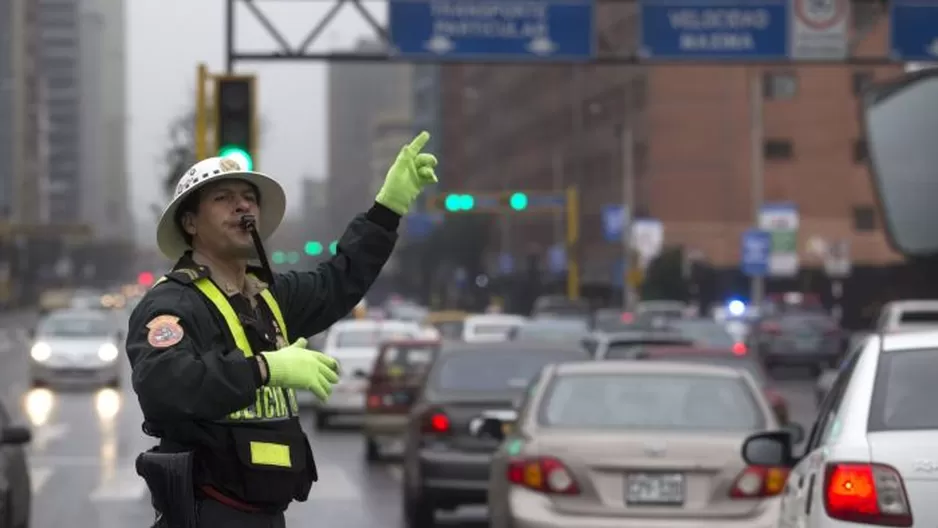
[796, 0, 846, 30]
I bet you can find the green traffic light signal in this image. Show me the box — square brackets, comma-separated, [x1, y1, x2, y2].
[444, 194, 474, 211]
[304, 241, 323, 256]
[509, 192, 529, 210]
[272, 250, 285, 264]
[329, 241, 338, 255]
[218, 145, 254, 171]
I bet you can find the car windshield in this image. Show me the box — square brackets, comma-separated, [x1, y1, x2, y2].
[644, 354, 769, 386]
[539, 373, 765, 431]
[431, 349, 583, 392]
[39, 315, 112, 337]
[668, 320, 737, 347]
[515, 319, 588, 340]
[335, 328, 416, 347]
[870, 348, 938, 431]
[898, 310, 938, 324]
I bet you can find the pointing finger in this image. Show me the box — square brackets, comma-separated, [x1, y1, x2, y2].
[407, 131, 430, 154]
[417, 167, 438, 183]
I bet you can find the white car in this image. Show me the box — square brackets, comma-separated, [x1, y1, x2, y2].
[741, 329, 938, 528]
[29, 309, 122, 387]
[874, 299, 938, 332]
[310, 319, 422, 428]
[461, 313, 526, 343]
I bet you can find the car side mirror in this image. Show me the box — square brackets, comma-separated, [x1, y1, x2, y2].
[1, 426, 31, 445]
[741, 431, 796, 467]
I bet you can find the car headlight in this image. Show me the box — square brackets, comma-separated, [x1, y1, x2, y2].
[98, 342, 119, 362]
[31, 342, 52, 362]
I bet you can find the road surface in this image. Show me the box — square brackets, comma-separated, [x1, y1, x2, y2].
[0, 308, 820, 528]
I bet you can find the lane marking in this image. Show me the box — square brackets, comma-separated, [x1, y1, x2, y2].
[89, 462, 149, 502]
[30, 467, 53, 494]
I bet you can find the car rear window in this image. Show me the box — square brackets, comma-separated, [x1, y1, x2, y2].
[433, 321, 464, 339]
[898, 311, 938, 324]
[431, 349, 583, 392]
[644, 354, 769, 386]
[538, 373, 765, 431]
[604, 340, 693, 360]
[668, 320, 736, 347]
[869, 348, 938, 431]
[377, 344, 437, 377]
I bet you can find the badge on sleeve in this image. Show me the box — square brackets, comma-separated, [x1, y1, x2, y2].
[146, 315, 184, 348]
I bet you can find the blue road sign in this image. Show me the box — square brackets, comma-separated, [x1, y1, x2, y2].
[602, 205, 628, 242]
[890, 0, 938, 61]
[388, 0, 595, 60]
[640, 0, 788, 60]
[548, 244, 566, 274]
[741, 229, 771, 277]
[498, 253, 514, 274]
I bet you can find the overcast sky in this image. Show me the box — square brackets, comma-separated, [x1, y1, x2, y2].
[127, 0, 386, 244]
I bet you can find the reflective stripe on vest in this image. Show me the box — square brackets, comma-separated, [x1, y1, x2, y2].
[188, 277, 299, 423]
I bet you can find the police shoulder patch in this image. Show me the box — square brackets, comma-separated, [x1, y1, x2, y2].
[146, 315, 184, 348]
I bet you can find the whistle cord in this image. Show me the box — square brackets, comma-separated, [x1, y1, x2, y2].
[248, 226, 275, 286]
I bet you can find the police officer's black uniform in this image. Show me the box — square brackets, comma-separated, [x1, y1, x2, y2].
[127, 204, 399, 527]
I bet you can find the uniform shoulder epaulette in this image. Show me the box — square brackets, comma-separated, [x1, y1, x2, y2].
[160, 266, 211, 286]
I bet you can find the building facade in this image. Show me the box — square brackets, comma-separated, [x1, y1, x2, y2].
[439, 6, 902, 276]
[326, 38, 412, 233]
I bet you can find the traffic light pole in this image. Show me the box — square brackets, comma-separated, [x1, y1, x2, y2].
[565, 186, 580, 301]
[195, 63, 209, 160]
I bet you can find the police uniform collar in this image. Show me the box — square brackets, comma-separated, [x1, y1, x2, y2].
[168, 252, 268, 296]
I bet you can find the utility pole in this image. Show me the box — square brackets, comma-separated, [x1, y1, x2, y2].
[750, 73, 765, 308]
[195, 63, 209, 160]
[620, 123, 635, 310]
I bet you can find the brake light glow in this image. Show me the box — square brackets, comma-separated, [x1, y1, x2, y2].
[824, 463, 912, 526]
[621, 312, 634, 323]
[732, 342, 747, 355]
[421, 411, 450, 434]
[729, 466, 789, 498]
[507, 457, 580, 495]
[366, 394, 383, 409]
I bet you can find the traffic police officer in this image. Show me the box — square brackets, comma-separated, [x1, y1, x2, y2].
[127, 132, 439, 527]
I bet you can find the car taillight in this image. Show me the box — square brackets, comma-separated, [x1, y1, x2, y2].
[729, 466, 789, 498]
[507, 457, 580, 495]
[621, 312, 634, 323]
[732, 342, 747, 355]
[420, 410, 450, 434]
[366, 394, 383, 409]
[824, 463, 912, 527]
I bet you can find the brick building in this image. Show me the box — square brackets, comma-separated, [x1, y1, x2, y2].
[439, 5, 903, 281]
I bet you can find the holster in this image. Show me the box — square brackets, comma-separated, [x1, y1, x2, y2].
[136, 448, 199, 528]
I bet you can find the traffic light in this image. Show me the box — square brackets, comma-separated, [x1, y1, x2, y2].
[304, 241, 323, 256]
[272, 251, 285, 264]
[509, 192, 529, 211]
[444, 194, 475, 211]
[214, 75, 256, 170]
[329, 240, 338, 255]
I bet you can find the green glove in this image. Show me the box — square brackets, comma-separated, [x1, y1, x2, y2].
[260, 338, 340, 402]
[375, 130, 439, 215]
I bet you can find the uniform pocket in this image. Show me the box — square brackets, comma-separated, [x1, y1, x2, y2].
[230, 427, 308, 504]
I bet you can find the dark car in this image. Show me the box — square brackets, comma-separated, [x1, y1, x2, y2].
[0, 401, 31, 528]
[635, 346, 792, 425]
[401, 341, 588, 527]
[664, 318, 748, 355]
[750, 312, 842, 375]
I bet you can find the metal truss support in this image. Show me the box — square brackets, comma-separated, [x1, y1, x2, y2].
[225, 0, 896, 67]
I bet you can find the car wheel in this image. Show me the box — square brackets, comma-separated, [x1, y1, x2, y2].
[365, 437, 380, 463]
[314, 412, 330, 430]
[403, 485, 435, 528]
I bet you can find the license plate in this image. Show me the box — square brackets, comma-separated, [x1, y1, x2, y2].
[626, 473, 684, 505]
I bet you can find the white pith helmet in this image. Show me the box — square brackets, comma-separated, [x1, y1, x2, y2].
[156, 156, 286, 259]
